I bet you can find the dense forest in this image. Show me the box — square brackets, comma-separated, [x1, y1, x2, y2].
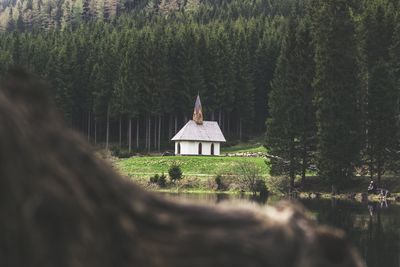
[0, 0, 399, 189]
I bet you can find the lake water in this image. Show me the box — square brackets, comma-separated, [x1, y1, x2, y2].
[161, 193, 400, 267]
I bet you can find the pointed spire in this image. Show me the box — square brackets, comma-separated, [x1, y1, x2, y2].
[193, 95, 203, 125]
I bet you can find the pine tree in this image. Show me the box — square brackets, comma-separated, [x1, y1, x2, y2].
[362, 2, 398, 184]
[313, 0, 363, 191]
[266, 17, 316, 189]
[266, 17, 300, 189]
[366, 61, 398, 184]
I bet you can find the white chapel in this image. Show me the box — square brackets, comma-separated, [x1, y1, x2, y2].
[171, 96, 226, 156]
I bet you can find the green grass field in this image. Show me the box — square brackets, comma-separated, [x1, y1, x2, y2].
[116, 156, 269, 181]
[221, 136, 267, 154]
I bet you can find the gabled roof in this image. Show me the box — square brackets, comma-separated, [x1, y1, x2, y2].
[172, 120, 226, 142]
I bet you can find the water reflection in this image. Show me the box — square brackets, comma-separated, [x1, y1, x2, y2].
[161, 192, 400, 267]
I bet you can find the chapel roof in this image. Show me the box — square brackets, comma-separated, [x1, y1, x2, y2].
[171, 120, 226, 142]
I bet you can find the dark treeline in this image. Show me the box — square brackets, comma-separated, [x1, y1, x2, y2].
[0, 0, 399, 189]
[266, 0, 400, 190]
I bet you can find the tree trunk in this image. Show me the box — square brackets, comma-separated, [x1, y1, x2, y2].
[301, 140, 307, 188]
[174, 115, 177, 134]
[106, 105, 110, 150]
[145, 116, 148, 151]
[148, 115, 151, 153]
[227, 112, 230, 135]
[222, 111, 225, 133]
[154, 116, 157, 150]
[94, 117, 97, 145]
[239, 118, 242, 141]
[218, 110, 222, 126]
[168, 115, 172, 139]
[377, 160, 382, 187]
[119, 115, 122, 148]
[87, 111, 91, 142]
[128, 118, 132, 153]
[136, 118, 139, 150]
[289, 138, 295, 190]
[158, 115, 161, 152]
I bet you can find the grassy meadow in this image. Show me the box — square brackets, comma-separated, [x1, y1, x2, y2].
[116, 156, 269, 181]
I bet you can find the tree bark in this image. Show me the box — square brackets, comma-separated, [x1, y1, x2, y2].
[158, 115, 161, 152]
[222, 111, 225, 133]
[136, 118, 139, 150]
[377, 159, 382, 186]
[289, 138, 295, 190]
[227, 112, 230, 135]
[174, 115, 177, 134]
[154, 116, 157, 150]
[148, 115, 151, 153]
[128, 118, 132, 153]
[106, 105, 110, 150]
[239, 118, 242, 141]
[94, 117, 97, 145]
[168, 115, 172, 139]
[119, 115, 122, 148]
[145, 116, 148, 151]
[301, 140, 307, 188]
[87, 111, 91, 142]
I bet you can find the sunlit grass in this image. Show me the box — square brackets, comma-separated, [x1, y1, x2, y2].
[115, 155, 269, 180]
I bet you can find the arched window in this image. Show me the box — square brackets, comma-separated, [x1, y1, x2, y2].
[198, 143, 202, 155]
[211, 143, 214, 155]
[177, 143, 181, 154]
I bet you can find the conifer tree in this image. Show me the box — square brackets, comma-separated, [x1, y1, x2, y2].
[266, 17, 316, 189]
[362, 2, 398, 184]
[366, 61, 398, 184]
[312, 0, 363, 190]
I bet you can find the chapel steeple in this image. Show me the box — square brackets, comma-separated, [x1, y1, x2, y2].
[193, 95, 203, 125]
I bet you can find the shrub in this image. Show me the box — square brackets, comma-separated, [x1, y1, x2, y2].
[267, 175, 289, 194]
[235, 161, 263, 195]
[215, 175, 222, 190]
[110, 147, 134, 158]
[176, 177, 201, 190]
[158, 174, 167, 188]
[255, 179, 269, 197]
[149, 174, 160, 184]
[168, 163, 183, 182]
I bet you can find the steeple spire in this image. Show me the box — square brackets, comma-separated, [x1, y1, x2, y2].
[193, 95, 203, 125]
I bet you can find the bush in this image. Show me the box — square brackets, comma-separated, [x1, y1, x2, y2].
[255, 179, 269, 197]
[215, 175, 223, 190]
[158, 174, 167, 188]
[235, 162, 263, 195]
[176, 177, 201, 190]
[168, 163, 183, 182]
[149, 174, 160, 184]
[111, 147, 134, 158]
[149, 174, 167, 188]
[267, 175, 289, 194]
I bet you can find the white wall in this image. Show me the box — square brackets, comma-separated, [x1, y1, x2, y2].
[175, 141, 221, 156]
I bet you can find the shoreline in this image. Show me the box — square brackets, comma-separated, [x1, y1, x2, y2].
[147, 187, 400, 204]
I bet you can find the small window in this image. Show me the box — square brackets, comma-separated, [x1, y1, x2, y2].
[211, 143, 214, 155]
[177, 143, 181, 154]
[198, 143, 202, 155]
